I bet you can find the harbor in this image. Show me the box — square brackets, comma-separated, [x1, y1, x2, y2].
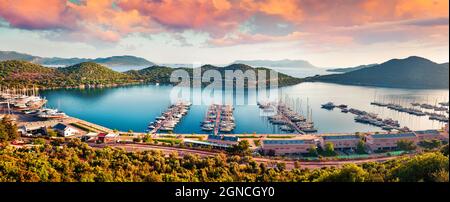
[29, 83, 449, 134]
[371, 101, 449, 123]
[201, 104, 236, 135]
[258, 96, 318, 134]
[147, 101, 192, 134]
[1, 87, 67, 120]
[322, 101, 412, 132]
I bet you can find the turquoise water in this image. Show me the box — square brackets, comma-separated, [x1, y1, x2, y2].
[40, 82, 449, 134]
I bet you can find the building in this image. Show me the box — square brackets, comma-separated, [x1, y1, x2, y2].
[320, 134, 361, 150]
[53, 123, 80, 137]
[19, 125, 47, 137]
[183, 139, 231, 150]
[97, 133, 119, 143]
[414, 130, 448, 142]
[207, 135, 239, 146]
[261, 136, 320, 155]
[81, 132, 99, 142]
[365, 132, 418, 151]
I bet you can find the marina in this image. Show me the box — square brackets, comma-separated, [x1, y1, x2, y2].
[201, 104, 236, 134]
[321, 102, 406, 132]
[1, 87, 67, 120]
[35, 83, 449, 134]
[147, 101, 192, 134]
[258, 96, 317, 134]
[371, 101, 449, 123]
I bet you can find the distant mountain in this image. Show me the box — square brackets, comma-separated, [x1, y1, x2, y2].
[232, 59, 317, 68]
[0, 51, 154, 71]
[327, 64, 378, 73]
[311, 56, 449, 89]
[0, 51, 40, 62]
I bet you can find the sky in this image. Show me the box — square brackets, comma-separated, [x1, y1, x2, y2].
[0, 0, 448, 67]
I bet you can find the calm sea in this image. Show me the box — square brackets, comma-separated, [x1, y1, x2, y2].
[40, 82, 449, 134]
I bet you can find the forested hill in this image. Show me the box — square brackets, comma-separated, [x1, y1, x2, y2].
[0, 60, 136, 88]
[311, 56, 449, 89]
[126, 63, 303, 87]
[1, 61, 303, 88]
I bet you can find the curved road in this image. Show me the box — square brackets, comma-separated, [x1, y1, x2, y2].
[90, 143, 408, 170]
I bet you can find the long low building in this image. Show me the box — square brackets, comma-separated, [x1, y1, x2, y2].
[414, 129, 448, 142]
[319, 134, 361, 150]
[207, 135, 239, 146]
[261, 136, 320, 155]
[365, 132, 418, 151]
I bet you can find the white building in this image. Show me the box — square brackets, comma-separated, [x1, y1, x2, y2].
[53, 123, 80, 137]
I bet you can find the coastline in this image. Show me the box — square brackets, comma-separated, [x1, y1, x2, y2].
[7, 110, 445, 170]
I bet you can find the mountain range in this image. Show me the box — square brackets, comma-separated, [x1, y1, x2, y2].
[327, 64, 378, 73]
[0, 60, 302, 88]
[232, 59, 317, 68]
[311, 56, 449, 89]
[0, 51, 154, 71]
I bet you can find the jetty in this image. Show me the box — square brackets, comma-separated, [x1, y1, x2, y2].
[201, 104, 235, 135]
[259, 96, 317, 134]
[371, 101, 449, 123]
[148, 101, 192, 134]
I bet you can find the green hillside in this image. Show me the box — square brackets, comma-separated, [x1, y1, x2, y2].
[58, 62, 134, 86]
[0, 60, 63, 87]
[126, 63, 303, 87]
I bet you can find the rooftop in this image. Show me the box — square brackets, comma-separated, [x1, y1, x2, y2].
[207, 135, 239, 142]
[414, 130, 440, 135]
[322, 134, 360, 140]
[53, 123, 68, 131]
[371, 133, 417, 139]
[263, 140, 309, 145]
[184, 139, 230, 148]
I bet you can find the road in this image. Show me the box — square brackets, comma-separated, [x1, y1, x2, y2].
[91, 142, 408, 170]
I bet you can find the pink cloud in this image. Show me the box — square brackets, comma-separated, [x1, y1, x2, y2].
[0, 0, 76, 30]
[0, 0, 447, 47]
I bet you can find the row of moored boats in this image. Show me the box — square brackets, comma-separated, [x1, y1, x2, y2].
[147, 101, 192, 133]
[259, 101, 318, 133]
[201, 104, 235, 133]
[322, 102, 407, 131]
[371, 101, 448, 123]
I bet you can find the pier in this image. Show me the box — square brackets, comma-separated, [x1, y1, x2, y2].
[148, 101, 192, 134]
[371, 101, 449, 123]
[258, 98, 317, 134]
[201, 104, 236, 135]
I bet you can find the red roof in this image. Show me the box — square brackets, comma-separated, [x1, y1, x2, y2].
[98, 133, 107, 138]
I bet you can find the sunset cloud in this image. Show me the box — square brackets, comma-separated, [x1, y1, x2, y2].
[0, 0, 448, 47]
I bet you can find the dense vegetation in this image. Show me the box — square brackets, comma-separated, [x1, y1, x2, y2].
[0, 60, 137, 88]
[0, 60, 302, 89]
[127, 63, 303, 87]
[57, 62, 134, 86]
[313, 56, 449, 89]
[0, 116, 18, 142]
[0, 138, 448, 182]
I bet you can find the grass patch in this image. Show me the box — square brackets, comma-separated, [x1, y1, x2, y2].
[70, 122, 108, 133]
[158, 135, 178, 139]
[154, 138, 182, 145]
